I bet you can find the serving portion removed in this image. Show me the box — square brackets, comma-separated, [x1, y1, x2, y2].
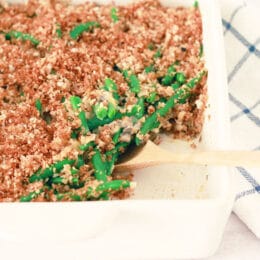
[0, 0, 207, 202]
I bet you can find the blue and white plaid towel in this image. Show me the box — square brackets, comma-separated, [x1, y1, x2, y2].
[220, 0, 260, 238]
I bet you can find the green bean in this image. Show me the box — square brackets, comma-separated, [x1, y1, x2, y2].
[87, 112, 123, 131]
[71, 167, 79, 175]
[112, 129, 122, 144]
[98, 192, 109, 200]
[139, 113, 158, 135]
[129, 97, 144, 119]
[54, 158, 75, 173]
[35, 99, 42, 115]
[52, 176, 63, 184]
[154, 49, 162, 59]
[107, 103, 117, 119]
[148, 43, 155, 50]
[129, 74, 140, 94]
[70, 96, 82, 110]
[38, 167, 53, 180]
[29, 168, 42, 183]
[56, 24, 62, 38]
[175, 72, 186, 84]
[146, 92, 157, 104]
[161, 64, 176, 86]
[70, 21, 100, 40]
[56, 193, 64, 201]
[103, 78, 120, 100]
[78, 111, 89, 133]
[20, 189, 42, 202]
[79, 140, 95, 151]
[71, 127, 81, 139]
[5, 30, 40, 46]
[106, 152, 118, 175]
[145, 65, 155, 74]
[122, 70, 140, 94]
[70, 194, 82, 201]
[96, 180, 131, 192]
[171, 82, 181, 90]
[92, 149, 107, 181]
[111, 7, 119, 23]
[94, 103, 108, 120]
[75, 154, 85, 169]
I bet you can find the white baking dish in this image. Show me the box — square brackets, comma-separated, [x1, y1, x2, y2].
[0, 0, 234, 259]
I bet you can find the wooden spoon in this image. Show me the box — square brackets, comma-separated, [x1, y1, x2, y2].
[115, 140, 260, 171]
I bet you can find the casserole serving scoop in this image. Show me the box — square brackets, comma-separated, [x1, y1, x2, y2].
[115, 140, 260, 171]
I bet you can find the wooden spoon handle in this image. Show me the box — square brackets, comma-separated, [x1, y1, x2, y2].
[116, 150, 260, 171]
[165, 150, 260, 167]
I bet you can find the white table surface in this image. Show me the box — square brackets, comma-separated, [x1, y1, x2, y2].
[208, 213, 260, 260]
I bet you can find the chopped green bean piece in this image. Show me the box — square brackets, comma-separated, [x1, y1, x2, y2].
[56, 193, 64, 201]
[70, 96, 82, 110]
[87, 112, 122, 131]
[76, 154, 85, 169]
[145, 65, 155, 74]
[29, 168, 42, 183]
[129, 74, 140, 94]
[20, 190, 42, 202]
[171, 82, 181, 90]
[140, 113, 158, 135]
[70, 21, 100, 40]
[35, 99, 42, 115]
[154, 49, 162, 59]
[94, 103, 108, 120]
[175, 72, 186, 84]
[54, 158, 75, 173]
[92, 149, 107, 181]
[78, 111, 89, 133]
[148, 43, 155, 50]
[52, 177, 63, 184]
[61, 96, 65, 103]
[187, 71, 206, 88]
[161, 75, 173, 86]
[71, 167, 79, 175]
[99, 192, 109, 200]
[146, 92, 157, 104]
[104, 78, 119, 100]
[194, 0, 199, 8]
[107, 103, 117, 119]
[70, 194, 82, 201]
[161, 64, 176, 86]
[158, 96, 175, 117]
[106, 157, 117, 175]
[71, 127, 81, 139]
[5, 30, 40, 46]
[111, 7, 119, 23]
[96, 180, 131, 192]
[79, 140, 95, 151]
[130, 97, 144, 119]
[112, 129, 122, 144]
[40, 167, 54, 179]
[56, 24, 62, 38]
